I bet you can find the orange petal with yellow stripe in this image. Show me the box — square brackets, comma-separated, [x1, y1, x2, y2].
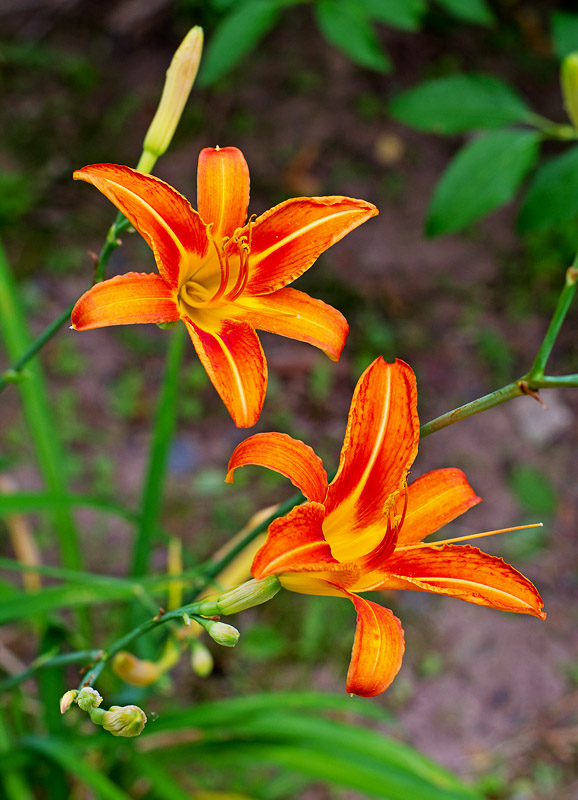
[71, 273, 179, 330]
[324, 358, 419, 545]
[397, 468, 482, 547]
[234, 287, 348, 361]
[184, 318, 266, 428]
[380, 544, 546, 618]
[197, 147, 250, 240]
[226, 432, 328, 503]
[245, 196, 378, 296]
[74, 164, 209, 289]
[343, 592, 405, 697]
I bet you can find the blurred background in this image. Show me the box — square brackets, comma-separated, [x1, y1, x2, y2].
[1, 1, 577, 798]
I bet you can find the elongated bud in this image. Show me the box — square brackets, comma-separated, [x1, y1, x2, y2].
[203, 619, 240, 647]
[112, 652, 163, 687]
[561, 53, 578, 131]
[197, 576, 281, 617]
[101, 705, 147, 738]
[190, 641, 214, 677]
[76, 686, 103, 711]
[59, 689, 78, 714]
[140, 26, 203, 169]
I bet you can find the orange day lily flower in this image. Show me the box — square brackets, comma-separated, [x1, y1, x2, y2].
[226, 357, 546, 697]
[71, 147, 377, 427]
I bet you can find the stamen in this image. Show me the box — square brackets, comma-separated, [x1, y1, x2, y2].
[395, 522, 543, 552]
[207, 225, 230, 304]
[226, 218, 254, 302]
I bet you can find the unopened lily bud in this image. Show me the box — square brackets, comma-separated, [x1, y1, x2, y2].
[140, 26, 204, 169]
[113, 651, 162, 687]
[561, 53, 578, 131]
[198, 576, 281, 617]
[59, 689, 78, 714]
[76, 686, 103, 711]
[190, 641, 214, 677]
[102, 704, 147, 738]
[203, 620, 240, 648]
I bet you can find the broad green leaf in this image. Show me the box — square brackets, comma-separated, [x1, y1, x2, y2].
[509, 465, 557, 517]
[357, 0, 425, 31]
[434, 0, 493, 25]
[24, 737, 131, 800]
[551, 11, 578, 59]
[149, 691, 392, 731]
[427, 130, 540, 236]
[199, 0, 283, 85]
[389, 74, 532, 134]
[519, 145, 578, 232]
[314, 0, 391, 72]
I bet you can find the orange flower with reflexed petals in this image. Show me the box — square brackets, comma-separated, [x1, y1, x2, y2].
[71, 147, 377, 427]
[226, 358, 546, 697]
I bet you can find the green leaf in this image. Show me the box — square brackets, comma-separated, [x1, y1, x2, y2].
[434, 0, 493, 26]
[519, 145, 578, 232]
[0, 582, 138, 624]
[357, 0, 425, 31]
[314, 0, 391, 72]
[0, 490, 138, 521]
[148, 710, 480, 800]
[509, 465, 557, 517]
[389, 74, 532, 134]
[199, 0, 283, 85]
[427, 130, 540, 236]
[24, 737, 131, 800]
[551, 11, 578, 60]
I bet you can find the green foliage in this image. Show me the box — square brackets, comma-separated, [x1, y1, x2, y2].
[199, 0, 286, 85]
[519, 145, 578, 233]
[509, 464, 557, 518]
[355, 0, 425, 31]
[551, 11, 578, 60]
[314, 0, 392, 72]
[389, 74, 532, 134]
[426, 130, 540, 236]
[433, 0, 492, 25]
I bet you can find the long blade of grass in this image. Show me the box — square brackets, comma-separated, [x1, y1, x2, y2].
[24, 736, 132, 800]
[0, 709, 34, 800]
[0, 491, 140, 521]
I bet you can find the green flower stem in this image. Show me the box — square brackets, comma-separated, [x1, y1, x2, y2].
[0, 215, 131, 394]
[527, 261, 578, 380]
[130, 324, 186, 578]
[0, 650, 101, 695]
[78, 603, 207, 689]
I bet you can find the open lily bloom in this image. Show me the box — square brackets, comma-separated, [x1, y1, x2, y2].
[71, 147, 377, 427]
[226, 358, 546, 696]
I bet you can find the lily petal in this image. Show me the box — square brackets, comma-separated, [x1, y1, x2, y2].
[343, 591, 405, 697]
[323, 359, 419, 559]
[226, 432, 328, 503]
[184, 318, 267, 428]
[71, 273, 179, 330]
[252, 503, 337, 579]
[397, 468, 482, 546]
[380, 544, 546, 618]
[197, 147, 250, 240]
[233, 287, 348, 361]
[74, 164, 209, 289]
[245, 196, 378, 296]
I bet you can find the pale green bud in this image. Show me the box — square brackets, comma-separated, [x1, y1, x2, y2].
[204, 620, 240, 647]
[190, 641, 214, 677]
[561, 53, 578, 131]
[102, 704, 147, 738]
[76, 686, 103, 711]
[197, 576, 281, 617]
[140, 26, 204, 169]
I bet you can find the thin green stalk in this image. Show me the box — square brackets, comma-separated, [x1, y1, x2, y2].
[79, 603, 207, 689]
[0, 651, 102, 695]
[130, 324, 186, 577]
[0, 240, 82, 574]
[528, 261, 578, 379]
[0, 215, 130, 394]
